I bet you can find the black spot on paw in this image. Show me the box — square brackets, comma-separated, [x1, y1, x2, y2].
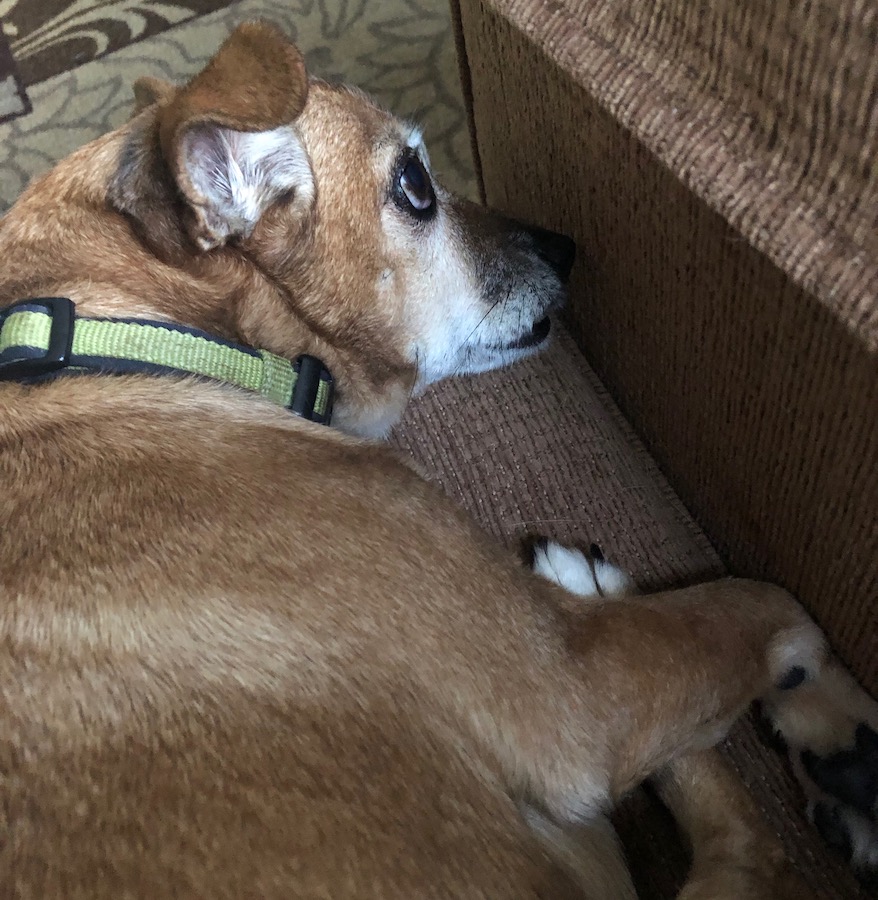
[777, 665, 808, 691]
[801, 738, 878, 817]
[589, 542, 604, 561]
[520, 536, 548, 570]
[813, 802, 854, 862]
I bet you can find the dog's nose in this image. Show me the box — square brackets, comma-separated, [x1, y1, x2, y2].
[526, 225, 576, 282]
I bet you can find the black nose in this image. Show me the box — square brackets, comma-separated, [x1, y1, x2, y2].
[526, 225, 576, 282]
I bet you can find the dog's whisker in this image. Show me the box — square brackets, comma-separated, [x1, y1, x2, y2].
[408, 345, 422, 405]
[447, 283, 515, 381]
[456, 292, 505, 357]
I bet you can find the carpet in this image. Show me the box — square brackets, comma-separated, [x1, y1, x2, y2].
[0, 0, 476, 209]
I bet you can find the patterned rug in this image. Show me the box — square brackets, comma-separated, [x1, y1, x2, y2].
[0, 0, 476, 211]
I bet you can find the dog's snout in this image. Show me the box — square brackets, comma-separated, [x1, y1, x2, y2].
[526, 225, 576, 282]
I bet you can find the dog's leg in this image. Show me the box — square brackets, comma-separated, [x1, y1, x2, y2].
[761, 658, 878, 881]
[527, 540, 823, 789]
[524, 538, 639, 899]
[526, 539, 825, 898]
[522, 804, 637, 900]
[654, 750, 814, 900]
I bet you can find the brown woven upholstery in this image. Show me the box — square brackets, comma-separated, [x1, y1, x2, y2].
[449, 0, 877, 700]
[393, 328, 869, 898]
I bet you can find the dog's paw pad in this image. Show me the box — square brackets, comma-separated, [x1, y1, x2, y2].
[527, 539, 633, 598]
[801, 723, 878, 817]
[802, 727, 878, 874]
[766, 664, 878, 875]
[810, 797, 878, 875]
[813, 800, 855, 861]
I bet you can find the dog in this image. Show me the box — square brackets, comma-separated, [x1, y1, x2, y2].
[1, 21, 875, 899]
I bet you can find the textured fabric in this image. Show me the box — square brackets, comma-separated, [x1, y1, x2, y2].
[452, 0, 878, 701]
[392, 325, 871, 899]
[394, 328, 723, 583]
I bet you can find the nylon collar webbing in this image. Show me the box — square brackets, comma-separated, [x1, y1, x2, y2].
[0, 297, 334, 425]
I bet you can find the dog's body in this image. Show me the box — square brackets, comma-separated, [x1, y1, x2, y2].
[2, 23, 876, 899]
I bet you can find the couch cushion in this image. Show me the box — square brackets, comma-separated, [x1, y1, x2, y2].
[392, 324, 869, 899]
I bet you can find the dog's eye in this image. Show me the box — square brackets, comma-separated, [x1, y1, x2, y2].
[395, 154, 434, 217]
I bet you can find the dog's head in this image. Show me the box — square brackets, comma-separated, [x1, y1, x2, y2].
[10, 22, 574, 436]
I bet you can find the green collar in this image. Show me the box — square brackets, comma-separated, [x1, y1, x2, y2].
[0, 297, 334, 425]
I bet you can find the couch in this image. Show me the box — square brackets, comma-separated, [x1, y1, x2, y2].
[390, 1, 876, 896]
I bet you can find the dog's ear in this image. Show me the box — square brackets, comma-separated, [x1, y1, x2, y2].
[156, 21, 311, 250]
[110, 22, 312, 256]
[132, 76, 177, 114]
[158, 21, 308, 141]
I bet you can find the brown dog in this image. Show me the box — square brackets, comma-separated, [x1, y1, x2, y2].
[1, 22, 875, 899]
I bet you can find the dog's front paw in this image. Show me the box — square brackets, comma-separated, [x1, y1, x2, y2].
[803, 720, 878, 880]
[524, 538, 635, 599]
[763, 661, 878, 879]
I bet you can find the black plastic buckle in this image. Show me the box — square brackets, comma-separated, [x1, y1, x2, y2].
[289, 354, 334, 424]
[0, 297, 75, 380]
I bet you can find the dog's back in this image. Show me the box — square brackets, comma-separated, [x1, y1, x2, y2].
[2, 373, 587, 896]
